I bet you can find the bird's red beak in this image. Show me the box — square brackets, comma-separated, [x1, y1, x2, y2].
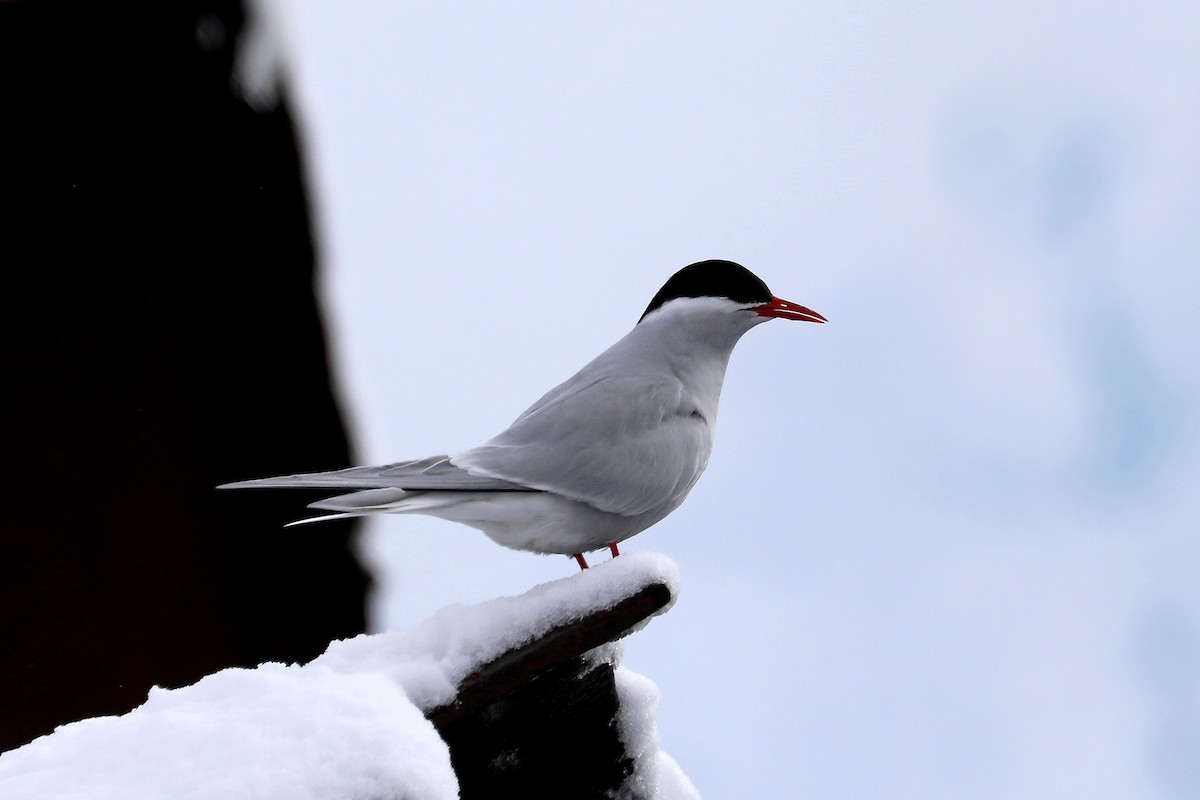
[753, 296, 827, 323]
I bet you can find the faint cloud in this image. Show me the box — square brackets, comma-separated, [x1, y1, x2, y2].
[1037, 123, 1119, 245]
[1133, 604, 1200, 799]
[938, 108, 1180, 499]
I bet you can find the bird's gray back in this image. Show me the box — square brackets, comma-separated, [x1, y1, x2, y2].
[451, 336, 718, 517]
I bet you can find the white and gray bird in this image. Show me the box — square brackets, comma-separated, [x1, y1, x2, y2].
[220, 260, 825, 569]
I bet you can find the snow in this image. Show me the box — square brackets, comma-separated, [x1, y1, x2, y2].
[232, 0, 288, 110]
[315, 550, 680, 709]
[0, 665, 455, 800]
[613, 664, 701, 800]
[0, 553, 686, 799]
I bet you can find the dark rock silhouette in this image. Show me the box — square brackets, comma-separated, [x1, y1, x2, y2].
[1, 0, 370, 752]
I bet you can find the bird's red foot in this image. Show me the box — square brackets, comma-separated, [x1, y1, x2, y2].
[608, 542, 620, 558]
[573, 553, 589, 570]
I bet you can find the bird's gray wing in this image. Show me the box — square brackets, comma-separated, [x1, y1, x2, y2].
[219, 455, 537, 492]
[451, 374, 711, 517]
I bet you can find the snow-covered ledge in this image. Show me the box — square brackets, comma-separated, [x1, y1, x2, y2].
[0, 553, 697, 800]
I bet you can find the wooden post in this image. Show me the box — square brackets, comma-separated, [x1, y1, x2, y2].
[428, 582, 673, 798]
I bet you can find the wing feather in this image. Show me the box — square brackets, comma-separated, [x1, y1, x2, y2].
[219, 455, 535, 492]
[451, 374, 710, 516]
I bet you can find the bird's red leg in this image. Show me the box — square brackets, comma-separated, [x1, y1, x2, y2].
[573, 553, 589, 570]
[608, 542, 620, 558]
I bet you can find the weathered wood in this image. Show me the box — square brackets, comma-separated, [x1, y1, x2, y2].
[426, 579, 672, 799]
[428, 581, 672, 727]
[438, 658, 634, 800]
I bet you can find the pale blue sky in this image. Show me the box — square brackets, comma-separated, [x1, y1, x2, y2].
[286, 3, 1200, 796]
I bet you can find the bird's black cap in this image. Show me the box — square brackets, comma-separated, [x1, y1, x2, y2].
[639, 260, 772, 322]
